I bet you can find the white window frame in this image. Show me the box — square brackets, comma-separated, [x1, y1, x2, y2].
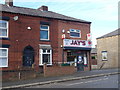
[39, 49, 52, 66]
[0, 48, 8, 67]
[40, 25, 49, 40]
[101, 51, 107, 61]
[69, 29, 81, 38]
[0, 20, 9, 38]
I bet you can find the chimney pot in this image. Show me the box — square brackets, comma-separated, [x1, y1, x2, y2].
[38, 6, 48, 11]
[5, 0, 13, 6]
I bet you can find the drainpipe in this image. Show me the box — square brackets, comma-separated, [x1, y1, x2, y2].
[62, 48, 64, 64]
[18, 72, 21, 80]
[62, 34, 65, 64]
[99, 62, 106, 70]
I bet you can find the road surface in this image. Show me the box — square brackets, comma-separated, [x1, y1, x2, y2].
[26, 74, 119, 88]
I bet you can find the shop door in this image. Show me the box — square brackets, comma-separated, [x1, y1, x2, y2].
[23, 46, 34, 67]
[77, 56, 84, 71]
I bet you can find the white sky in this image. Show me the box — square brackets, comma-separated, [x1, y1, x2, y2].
[0, 0, 119, 47]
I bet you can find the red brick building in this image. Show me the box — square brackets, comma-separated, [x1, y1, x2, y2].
[0, 0, 92, 81]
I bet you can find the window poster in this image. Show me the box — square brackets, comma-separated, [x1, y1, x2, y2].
[78, 56, 82, 61]
[84, 57, 87, 65]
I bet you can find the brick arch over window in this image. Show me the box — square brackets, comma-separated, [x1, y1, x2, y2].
[23, 45, 34, 67]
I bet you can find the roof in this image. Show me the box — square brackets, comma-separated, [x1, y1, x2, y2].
[97, 28, 120, 39]
[0, 4, 91, 24]
[91, 48, 97, 54]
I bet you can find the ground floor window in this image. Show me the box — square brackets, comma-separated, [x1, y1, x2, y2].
[91, 56, 96, 59]
[66, 50, 88, 71]
[67, 51, 75, 62]
[102, 51, 107, 61]
[0, 48, 8, 67]
[39, 49, 52, 65]
[66, 50, 88, 66]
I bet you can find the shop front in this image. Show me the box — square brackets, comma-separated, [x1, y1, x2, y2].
[63, 39, 92, 71]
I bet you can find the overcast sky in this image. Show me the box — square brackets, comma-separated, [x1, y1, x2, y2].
[0, 0, 119, 47]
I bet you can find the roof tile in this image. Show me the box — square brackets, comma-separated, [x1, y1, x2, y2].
[97, 28, 120, 39]
[0, 4, 91, 24]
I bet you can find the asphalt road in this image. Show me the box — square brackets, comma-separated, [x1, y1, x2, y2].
[26, 74, 119, 88]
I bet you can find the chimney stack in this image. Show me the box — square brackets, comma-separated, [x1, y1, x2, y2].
[5, 0, 13, 6]
[38, 6, 48, 11]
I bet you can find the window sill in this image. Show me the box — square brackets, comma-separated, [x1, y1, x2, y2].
[40, 40, 51, 42]
[0, 66, 8, 68]
[39, 64, 52, 66]
[70, 36, 81, 38]
[102, 59, 107, 61]
[0, 38, 10, 40]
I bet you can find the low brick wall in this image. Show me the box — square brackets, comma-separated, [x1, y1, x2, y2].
[2, 70, 36, 82]
[91, 59, 97, 65]
[43, 64, 77, 77]
[91, 65, 98, 70]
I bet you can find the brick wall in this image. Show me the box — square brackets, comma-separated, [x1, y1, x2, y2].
[43, 64, 77, 77]
[1, 12, 91, 71]
[97, 35, 119, 69]
[1, 11, 91, 81]
[2, 69, 36, 82]
[91, 54, 97, 65]
[58, 20, 91, 63]
[1, 12, 59, 72]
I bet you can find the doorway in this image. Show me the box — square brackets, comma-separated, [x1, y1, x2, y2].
[23, 46, 34, 67]
[67, 50, 86, 71]
[76, 55, 84, 71]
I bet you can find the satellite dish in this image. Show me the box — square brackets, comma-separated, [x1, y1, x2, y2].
[13, 16, 18, 21]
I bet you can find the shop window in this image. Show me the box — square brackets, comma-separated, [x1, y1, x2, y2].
[70, 29, 81, 38]
[39, 49, 52, 65]
[0, 48, 8, 67]
[40, 25, 49, 40]
[67, 52, 75, 62]
[101, 51, 107, 61]
[0, 20, 8, 38]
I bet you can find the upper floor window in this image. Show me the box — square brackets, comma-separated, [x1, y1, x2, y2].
[70, 29, 81, 38]
[40, 25, 49, 40]
[0, 48, 8, 67]
[0, 20, 8, 38]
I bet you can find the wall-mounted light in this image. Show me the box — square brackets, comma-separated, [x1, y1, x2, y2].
[13, 16, 19, 21]
[67, 31, 70, 34]
[62, 29, 65, 33]
[27, 27, 32, 30]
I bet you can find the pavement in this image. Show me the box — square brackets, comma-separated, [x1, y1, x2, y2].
[1, 68, 119, 89]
